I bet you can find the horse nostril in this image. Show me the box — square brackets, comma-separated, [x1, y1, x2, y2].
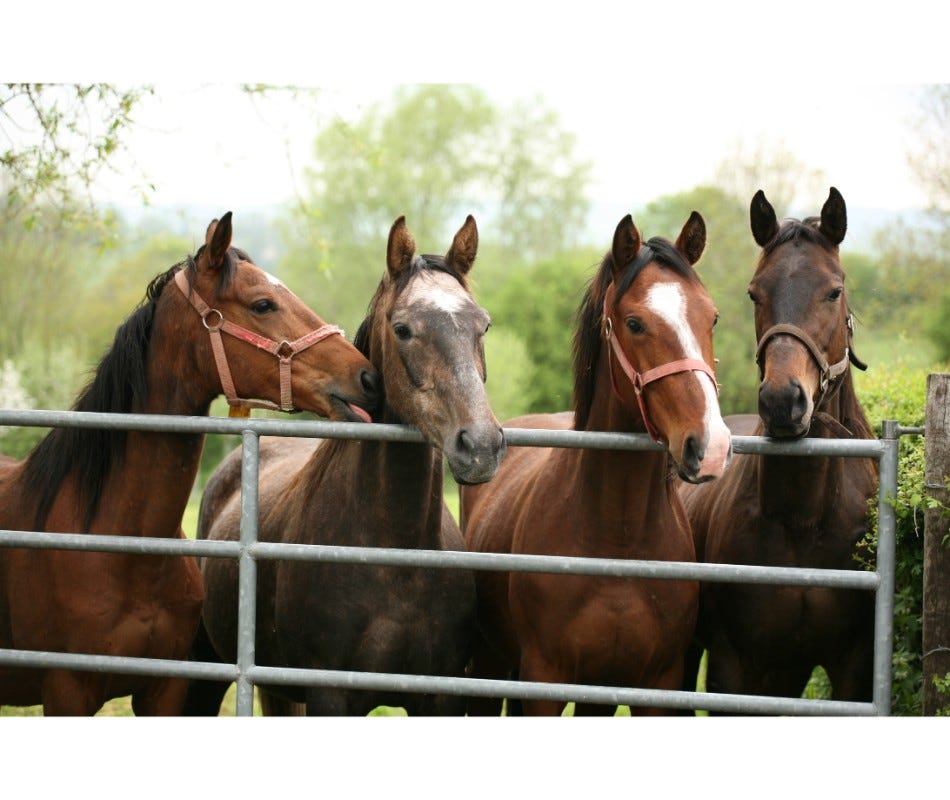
[787, 378, 809, 423]
[360, 369, 380, 401]
[458, 429, 475, 455]
[683, 434, 704, 474]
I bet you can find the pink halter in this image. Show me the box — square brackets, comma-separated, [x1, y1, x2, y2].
[602, 297, 719, 443]
[175, 268, 343, 414]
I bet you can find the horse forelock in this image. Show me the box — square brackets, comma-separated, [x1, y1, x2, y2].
[572, 237, 700, 429]
[758, 218, 840, 264]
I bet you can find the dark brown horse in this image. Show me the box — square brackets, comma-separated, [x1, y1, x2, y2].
[0, 212, 378, 715]
[183, 215, 506, 715]
[461, 213, 731, 715]
[680, 187, 878, 706]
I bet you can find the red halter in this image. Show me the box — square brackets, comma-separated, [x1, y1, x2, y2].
[175, 268, 344, 415]
[602, 298, 719, 443]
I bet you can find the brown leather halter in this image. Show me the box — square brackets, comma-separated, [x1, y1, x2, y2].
[602, 298, 719, 444]
[174, 268, 344, 415]
[754, 313, 864, 409]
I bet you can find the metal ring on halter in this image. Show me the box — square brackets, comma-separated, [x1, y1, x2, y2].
[202, 309, 224, 332]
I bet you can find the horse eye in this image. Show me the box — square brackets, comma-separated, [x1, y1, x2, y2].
[251, 299, 277, 314]
[747, 290, 760, 305]
[484, 320, 492, 335]
[827, 287, 844, 301]
[393, 322, 412, 341]
[625, 318, 645, 335]
[713, 313, 720, 328]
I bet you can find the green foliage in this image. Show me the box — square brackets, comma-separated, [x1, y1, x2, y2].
[481, 327, 534, 423]
[1, 83, 152, 243]
[278, 85, 591, 336]
[933, 672, 950, 716]
[855, 360, 938, 715]
[478, 248, 601, 416]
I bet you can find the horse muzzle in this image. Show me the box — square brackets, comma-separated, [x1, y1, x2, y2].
[759, 377, 813, 439]
[445, 422, 507, 485]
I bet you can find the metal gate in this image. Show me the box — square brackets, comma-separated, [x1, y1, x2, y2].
[0, 408, 905, 715]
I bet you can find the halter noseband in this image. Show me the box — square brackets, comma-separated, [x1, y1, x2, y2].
[602, 296, 719, 444]
[174, 267, 344, 415]
[754, 313, 863, 408]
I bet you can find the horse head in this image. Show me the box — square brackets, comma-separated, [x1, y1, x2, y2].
[601, 213, 731, 483]
[172, 212, 380, 420]
[748, 187, 865, 438]
[361, 215, 505, 484]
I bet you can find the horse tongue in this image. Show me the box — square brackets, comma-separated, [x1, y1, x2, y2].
[348, 403, 372, 424]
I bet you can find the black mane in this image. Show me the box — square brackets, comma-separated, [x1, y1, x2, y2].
[22, 249, 239, 532]
[572, 237, 700, 430]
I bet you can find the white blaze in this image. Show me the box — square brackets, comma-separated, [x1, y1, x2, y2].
[645, 281, 731, 476]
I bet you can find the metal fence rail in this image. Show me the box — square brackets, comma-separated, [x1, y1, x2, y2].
[0, 408, 901, 716]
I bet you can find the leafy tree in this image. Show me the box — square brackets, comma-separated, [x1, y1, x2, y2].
[0, 83, 151, 238]
[479, 248, 602, 415]
[278, 85, 592, 335]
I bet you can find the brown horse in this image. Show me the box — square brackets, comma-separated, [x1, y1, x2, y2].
[680, 187, 878, 706]
[183, 215, 506, 715]
[0, 212, 378, 715]
[461, 213, 731, 715]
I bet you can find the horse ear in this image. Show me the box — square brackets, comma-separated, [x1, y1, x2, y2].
[446, 215, 478, 275]
[818, 186, 847, 246]
[675, 211, 706, 266]
[387, 215, 416, 279]
[204, 211, 233, 271]
[750, 190, 778, 248]
[611, 214, 641, 280]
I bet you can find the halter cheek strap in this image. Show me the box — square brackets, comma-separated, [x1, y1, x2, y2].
[602, 301, 719, 443]
[175, 268, 344, 415]
[754, 317, 857, 409]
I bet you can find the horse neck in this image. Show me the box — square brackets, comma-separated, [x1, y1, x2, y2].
[337, 403, 446, 548]
[92, 316, 213, 538]
[757, 374, 869, 524]
[571, 356, 681, 547]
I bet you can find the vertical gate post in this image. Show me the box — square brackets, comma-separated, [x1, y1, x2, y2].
[923, 373, 950, 716]
[873, 420, 900, 715]
[236, 430, 260, 717]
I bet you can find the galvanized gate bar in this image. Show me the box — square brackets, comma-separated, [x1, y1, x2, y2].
[242, 664, 876, 716]
[0, 531, 879, 590]
[0, 409, 904, 716]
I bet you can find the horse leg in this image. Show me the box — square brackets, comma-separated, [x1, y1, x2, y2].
[464, 632, 510, 716]
[518, 653, 567, 717]
[825, 642, 874, 703]
[260, 688, 305, 716]
[41, 670, 105, 716]
[304, 686, 350, 716]
[131, 677, 190, 716]
[574, 700, 617, 716]
[180, 618, 232, 716]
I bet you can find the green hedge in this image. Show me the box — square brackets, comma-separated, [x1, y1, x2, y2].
[855, 361, 949, 715]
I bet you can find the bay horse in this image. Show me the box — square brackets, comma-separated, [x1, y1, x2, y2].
[461, 212, 732, 715]
[0, 212, 379, 715]
[680, 187, 877, 707]
[183, 215, 506, 715]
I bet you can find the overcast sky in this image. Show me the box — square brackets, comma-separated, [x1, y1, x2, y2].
[5, 3, 948, 234]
